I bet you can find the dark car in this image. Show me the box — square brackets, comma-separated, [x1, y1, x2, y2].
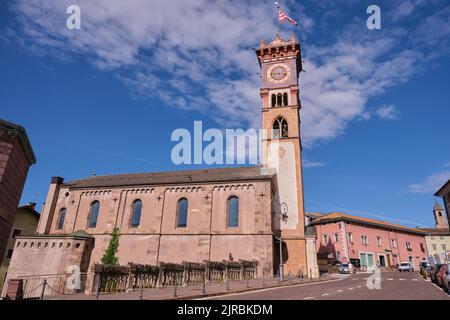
[419, 261, 432, 276]
[430, 264, 443, 284]
[436, 264, 448, 288]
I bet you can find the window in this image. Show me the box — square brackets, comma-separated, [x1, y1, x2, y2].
[432, 244, 437, 250]
[347, 232, 353, 243]
[333, 233, 339, 242]
[283, 92, 288, 106]
[131, 199, 142, 227]
[420, 243, 425, 252]
[11, 229, 22, 239]
[406, 241, 412, 250]
[322, 234, 328, 244]
[442, 244, 447, 251]
[176, 198, 188, 228]
[56, 208, 66, 230]
[391, 239, 397, 248]
[271, 94, 276, 107]
[376, 236, 382, 247]
[361, 235, 369, 245]
[6, 249, 13, 259]
[88, 201, 100, 228]
[227, 196, 239, 227]
[276, 93, 282, 106]
[272, 117, 288, 139]
[336, 251, 341, 260]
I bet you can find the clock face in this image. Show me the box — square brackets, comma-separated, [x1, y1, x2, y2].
[267, 63, 291, 84]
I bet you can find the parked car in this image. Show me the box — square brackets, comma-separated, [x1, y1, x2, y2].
[419, 261, 432, 276]
[338, 263, 355, 274]
[442, 264, 450, 294]
[436, 264, 448, 288]
[430, 264, 443, 284]
[398, 262, 414, 272]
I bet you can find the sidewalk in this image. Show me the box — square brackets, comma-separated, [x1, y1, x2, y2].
[48, 274, 348, 300]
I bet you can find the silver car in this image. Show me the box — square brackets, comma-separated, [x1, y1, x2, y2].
[338, 263, 355, 274]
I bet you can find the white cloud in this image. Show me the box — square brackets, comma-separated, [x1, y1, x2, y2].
[4, 0, 450, 147]
[408, 171, 450, 194]
[303, 159, 326, 168]
[376, 105, 400, 120]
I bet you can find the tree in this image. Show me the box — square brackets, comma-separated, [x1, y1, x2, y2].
[101, 227, 120, 266]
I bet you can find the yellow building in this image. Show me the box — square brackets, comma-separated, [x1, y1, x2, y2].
[0, 203, 39, 291]
[419, 202, 450, 264]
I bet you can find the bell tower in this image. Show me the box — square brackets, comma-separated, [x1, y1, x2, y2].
[256, 32, 307, 276]
[434, 201, 449, 229]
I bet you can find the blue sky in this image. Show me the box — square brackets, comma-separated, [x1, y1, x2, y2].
[1, 0, 449, 227]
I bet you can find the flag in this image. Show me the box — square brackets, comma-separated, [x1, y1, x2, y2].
[278, 9, 298, 25]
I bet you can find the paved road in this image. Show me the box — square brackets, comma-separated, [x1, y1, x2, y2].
[203, 271, 450, 300]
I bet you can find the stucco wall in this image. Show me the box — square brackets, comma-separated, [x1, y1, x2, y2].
[315, 221, 428, 269]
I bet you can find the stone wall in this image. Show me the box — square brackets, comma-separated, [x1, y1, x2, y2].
[1, 234, 94, 298]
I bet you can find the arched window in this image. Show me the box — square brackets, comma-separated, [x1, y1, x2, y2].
[273, 117, 288, 139]
[271, 94, 276, 107]
[283, 92, 288, 106]
[56, 208, 66, 230]
[131, 199, 142, 227]
[88, 201, 100, 228]
[227, 196, 239, 227]
[277, 93, 282, 106]
[176, 198, 188, 228]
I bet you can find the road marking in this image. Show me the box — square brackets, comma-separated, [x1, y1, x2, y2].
[399, 278, 405, 281]
[321, 293, 330, 296]
[337, 289, 343, 293]
[304, 297, 315, 300]
[348, 287, 354, 290]
[412, 279, 419, 281]
[196, 277, 345, 300]
[363, 278, 368, 280]
[357, 285, 362, 288]
[387, 278, 394, 280]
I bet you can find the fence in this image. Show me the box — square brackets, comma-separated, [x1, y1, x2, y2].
[92, 260, 258, 294]
[18, 273, 88, 299]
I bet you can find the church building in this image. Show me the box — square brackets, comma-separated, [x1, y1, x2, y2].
[2, 33, 319, 296]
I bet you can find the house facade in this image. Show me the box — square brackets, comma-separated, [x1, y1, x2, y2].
[310, 212, 428, 270]
[0, 203, 39, 291]
[419, 202, 450, 264]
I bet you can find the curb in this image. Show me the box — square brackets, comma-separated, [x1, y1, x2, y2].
[164, 277, 345, 300]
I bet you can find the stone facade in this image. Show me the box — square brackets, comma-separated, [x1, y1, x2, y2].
[0, 119, 36, 265]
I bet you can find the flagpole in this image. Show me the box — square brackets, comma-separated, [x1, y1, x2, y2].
[274, 1, 280, 36]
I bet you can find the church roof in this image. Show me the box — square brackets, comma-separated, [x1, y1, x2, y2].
[309, 212, 427, 236]
[434, 201, 443, 211]
[63, 166, 274, 189]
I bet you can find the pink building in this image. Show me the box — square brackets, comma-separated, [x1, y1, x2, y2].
[309, 212, 428, 270]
